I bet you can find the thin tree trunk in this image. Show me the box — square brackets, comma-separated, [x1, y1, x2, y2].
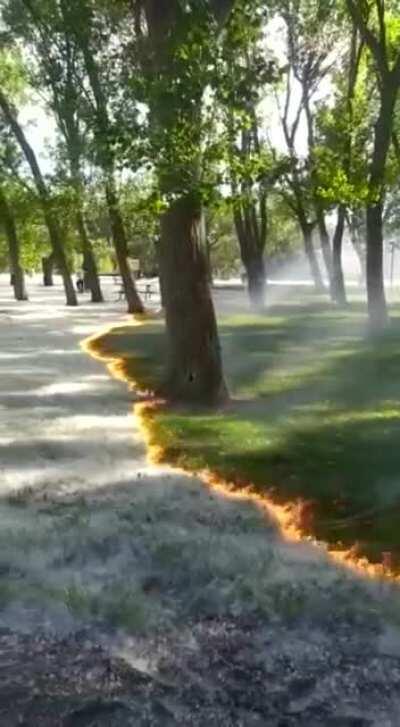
[233, 207, 266, 311]
[105, 180, 144, 314]
[317, 210, 334, 297]
[332, 205, 347, 305]
[65, 17, 142, 313]
[159, 196, 227, 404]
[366, 202, 387, 328]
[0, 188, 28, 301]
[42, 254, 54, 286]
[42, 202, 77, 306]
[303, 91, 334, 296]
[246, 254, 266, 311]
[154, 236, 166, 307]
[76, 210, 103, 302]
[365, 85, 397, 329]
[301, 224, 325, 292]
[347, 214, 366, 283]
[0, 90, 77, 306]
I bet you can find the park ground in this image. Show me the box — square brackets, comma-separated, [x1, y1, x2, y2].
[95, 284, 400, 568]
[2, 274, 400, 724]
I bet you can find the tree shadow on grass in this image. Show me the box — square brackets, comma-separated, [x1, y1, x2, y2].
[115, 310, 400, 566]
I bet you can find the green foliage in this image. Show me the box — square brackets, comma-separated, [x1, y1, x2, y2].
[119, 180, 159, 274]
[0, 48, 26, 100]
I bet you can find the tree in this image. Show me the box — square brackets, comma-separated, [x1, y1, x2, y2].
[0, 80, 77, 305]
[346, 0, 400, 329]
[313, 24, 365, 303]
[274, 70, 325, 291]
[135, 0, 234, 404]
[59, 0, 144, 314]
[280, 0, 341, 297]
[219, 2, 271, 309]
[0, 183, 28, 300]
[42, 254, 54, 286]
[3, 0, 105, 302]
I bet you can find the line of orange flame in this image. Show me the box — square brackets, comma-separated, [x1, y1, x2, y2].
[82, 318, 400, 585]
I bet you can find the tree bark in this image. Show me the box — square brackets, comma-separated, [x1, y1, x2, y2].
[347, 213, 366, 283]
[105, 180, 144, 314]
[332, 205, 347, 305]
[233, 199, 267, 311]
[42, 202, 77, 306]
[317, 210, 334, 297]
[246, 254, 266, 311]
[159, 196, 227, 404]
[42, 255, 54, 286]
[0, 90, 77, 306]
[365, 84, 397, 329]
[75, 210, 103, 302]
[154, 236, 166, 307]
[303, 89, 334, 296]
[203, 213, 213, 284]
[366, 202, 387, 329]
[300, 223, 325, 292]
[233, 214, 267, 310]
[0, 188, 28, 301]
[234, 208, 266, 310]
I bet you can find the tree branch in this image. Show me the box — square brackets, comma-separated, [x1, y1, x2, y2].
[346, 0, 388, 78]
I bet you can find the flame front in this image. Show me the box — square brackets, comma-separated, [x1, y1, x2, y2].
[83, 319, 400, 585]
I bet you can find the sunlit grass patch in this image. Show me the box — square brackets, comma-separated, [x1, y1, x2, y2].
[90, 299, 400, 567]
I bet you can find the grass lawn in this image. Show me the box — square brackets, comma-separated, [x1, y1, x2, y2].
[92, 294, 400, 567]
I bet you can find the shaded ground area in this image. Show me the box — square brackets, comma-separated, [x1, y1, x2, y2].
[2, 278, 400, 725]
[95, 293, 400, 566]
[3, 616, 400, 726]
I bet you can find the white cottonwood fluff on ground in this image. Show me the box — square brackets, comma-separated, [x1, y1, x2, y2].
[0, 274, 399, 647]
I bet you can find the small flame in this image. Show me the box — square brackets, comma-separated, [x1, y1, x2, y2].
[83, 320, 400, 585]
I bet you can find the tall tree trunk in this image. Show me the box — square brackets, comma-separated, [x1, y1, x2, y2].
[154, 235, 166, 307]
[0, 90, 77, 306]
[0, 188, 28, 301]
[65, 16, 142, 313]
[347, 213, 366, 283]
[233, 206, 267, 311]
[303, 90, 334, 296]
[317, 210, 334, 297]
[332, 205, 347, 305]
[365, 85, 397, 329]
[246, 253, 266, 311]
[301, 224, 325, 292]
[42, 202, 77, 306]
[142, 0, 232, 403]
[76, 210, 103, 302]
[105, 180, 144, 314]
[366, 202, 387, 329]
[42, 254, 54, 286]
[159, 196, 227, 404]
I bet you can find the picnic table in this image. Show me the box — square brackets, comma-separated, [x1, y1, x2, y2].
[98, 273, 155, 301]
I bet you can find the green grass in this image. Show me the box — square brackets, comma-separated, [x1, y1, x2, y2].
[92, 298, 400, 566]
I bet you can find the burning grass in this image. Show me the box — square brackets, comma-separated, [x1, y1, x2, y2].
[87, 298, 400, 574]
